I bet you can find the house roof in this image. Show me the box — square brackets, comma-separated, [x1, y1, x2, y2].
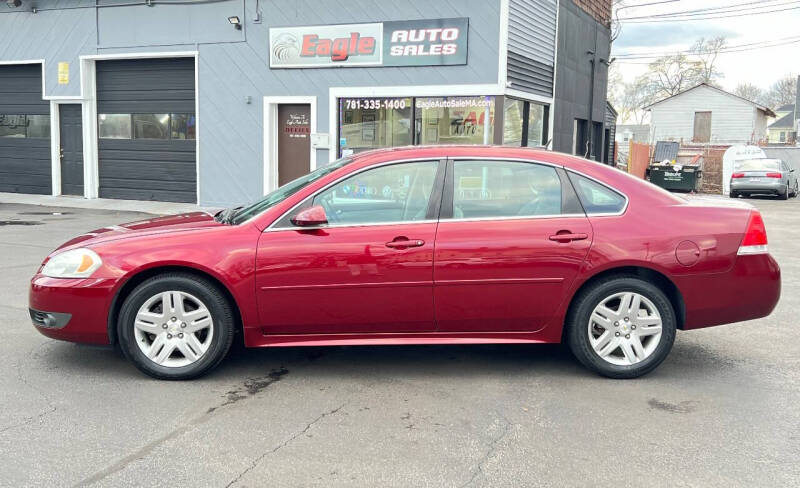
[776, 103, 794, 113]
[769, 112, 796, 129]
[644, 83, 777, 117]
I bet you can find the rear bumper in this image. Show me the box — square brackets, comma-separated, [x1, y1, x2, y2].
[29, 275, 117, 344]
[731, 179, 786, 195]
[675, 253, 781, 330]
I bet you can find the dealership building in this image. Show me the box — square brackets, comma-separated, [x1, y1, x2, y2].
[0, 0, 612, 206]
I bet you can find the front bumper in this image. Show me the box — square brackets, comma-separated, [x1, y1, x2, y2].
[29, 275, 118, 344]
[731, 179, 787, 195]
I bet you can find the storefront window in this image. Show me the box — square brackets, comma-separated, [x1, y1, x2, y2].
[503, 99, 525, 146]
[527, 103, 545, 147]
[415, 96, 495, 145]
[339, 98, 412, 156]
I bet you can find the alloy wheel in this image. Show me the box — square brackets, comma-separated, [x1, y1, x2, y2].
[133, 291, 214, 367]
[587, 292, 663, 366]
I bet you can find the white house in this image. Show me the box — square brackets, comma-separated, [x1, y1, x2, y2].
[645, 84, 775, 145]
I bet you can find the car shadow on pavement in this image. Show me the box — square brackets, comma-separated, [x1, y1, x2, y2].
[38, 338, 733, 383]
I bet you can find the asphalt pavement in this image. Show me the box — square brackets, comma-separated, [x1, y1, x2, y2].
[0, 197, 798, 487]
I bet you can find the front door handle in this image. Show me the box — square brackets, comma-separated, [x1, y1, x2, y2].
[385, 237, 425, 249]
[549, 232, 588, 243]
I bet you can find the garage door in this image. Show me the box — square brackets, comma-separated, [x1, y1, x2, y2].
[96, 58, 196, 203]
[0, 64, 51, 195]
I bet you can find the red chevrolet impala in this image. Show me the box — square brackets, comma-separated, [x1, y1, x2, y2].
[29, 146, 781, 380]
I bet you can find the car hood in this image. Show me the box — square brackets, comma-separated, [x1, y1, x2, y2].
[56, 211, 223, 251]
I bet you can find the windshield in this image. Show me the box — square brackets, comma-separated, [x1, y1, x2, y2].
[230, 157, 353, 224]
[734, 159, 781, 172]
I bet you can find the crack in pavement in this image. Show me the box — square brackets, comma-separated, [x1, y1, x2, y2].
[224, 403, 347, 488]
[73, 367, 290, 488]
[459, 413, 513, 488]
[0, 340, 60, 435]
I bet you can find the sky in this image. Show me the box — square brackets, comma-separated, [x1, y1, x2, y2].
[612, 0, 800, 92]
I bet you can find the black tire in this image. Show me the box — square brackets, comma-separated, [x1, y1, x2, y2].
[729, 191, 738, 198]
[566, 275, 677, 379]
[117, 273, 235, 380]
[781, 187, 790, 200]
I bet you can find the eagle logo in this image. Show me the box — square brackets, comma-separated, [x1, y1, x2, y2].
[272, 33, 300, 63]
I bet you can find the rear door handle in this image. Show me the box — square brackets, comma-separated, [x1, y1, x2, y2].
[385, 238, 425, 249]
[549, 233, 588, 242]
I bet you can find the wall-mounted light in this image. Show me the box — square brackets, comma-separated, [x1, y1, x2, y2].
[228, 16, 242, 30]
[6, 0, 22, 8]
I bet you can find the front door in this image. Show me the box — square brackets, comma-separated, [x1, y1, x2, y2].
[59, 104, 83, 196]
[277, 104, 311, 186]
[256, 160, 442, 335]
[433, 159, 592, 332]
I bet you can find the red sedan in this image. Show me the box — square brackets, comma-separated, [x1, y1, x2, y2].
[29, 146, 781, 380]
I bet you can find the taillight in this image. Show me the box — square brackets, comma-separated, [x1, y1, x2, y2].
[738, 210, 768, 255]
[766, 172, 782, 178]
[731, 172, 745, 178]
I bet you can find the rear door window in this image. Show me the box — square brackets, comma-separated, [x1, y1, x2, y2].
[568, 173, 627, 215]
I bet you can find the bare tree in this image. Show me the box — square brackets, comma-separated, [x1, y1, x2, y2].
[765, 75, 797, 108]
[690, 37, 726, 86]
[646, 54, 703, 98]
[734, 83, 766, 105]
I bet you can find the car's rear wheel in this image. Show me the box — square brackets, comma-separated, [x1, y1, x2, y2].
[118, 273, 235, 380]
[729, 191, 738, 198]
[781, 188, 790, 200]
[566, 276, 677, 379]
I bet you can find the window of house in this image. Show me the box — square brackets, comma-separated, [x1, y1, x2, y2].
[503, 99, 525, 146]
[780, 131, 786, 142]
[450, 160, 562, 219]
[527, 103, 545, 147]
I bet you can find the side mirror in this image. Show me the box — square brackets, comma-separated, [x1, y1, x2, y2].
[291, 205, 328, 227]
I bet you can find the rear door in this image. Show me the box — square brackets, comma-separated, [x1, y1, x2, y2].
[433, 159, 592, 332]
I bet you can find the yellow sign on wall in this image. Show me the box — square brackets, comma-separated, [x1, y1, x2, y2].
[57, 62, 69, 85]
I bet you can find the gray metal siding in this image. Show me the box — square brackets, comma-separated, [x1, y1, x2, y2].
[507, 0, 557, 97]
[96, 58, 196, 203]
[0, 64, 50, 195]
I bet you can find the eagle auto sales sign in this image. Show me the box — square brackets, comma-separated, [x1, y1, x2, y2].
[269, 18, 468, 68]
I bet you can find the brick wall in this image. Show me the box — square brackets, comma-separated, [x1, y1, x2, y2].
[573, 0, 612, 26]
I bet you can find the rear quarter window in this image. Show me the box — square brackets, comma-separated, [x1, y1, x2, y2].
[569, 173, 627, 215]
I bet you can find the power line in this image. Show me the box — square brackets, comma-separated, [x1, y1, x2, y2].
[619, 0, 794, 20]
[621, 2, 800, 23]
[615, 35, 800, 58]
[614, 37, 800, 64]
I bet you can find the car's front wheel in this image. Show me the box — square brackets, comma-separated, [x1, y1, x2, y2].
[117, 273, 235, 380]
[566, 276, 677, 379]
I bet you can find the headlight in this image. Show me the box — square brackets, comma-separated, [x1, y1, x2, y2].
[41, 248, 102, 278]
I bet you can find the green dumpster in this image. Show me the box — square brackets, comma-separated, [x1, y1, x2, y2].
[648, 165, 702, 192]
